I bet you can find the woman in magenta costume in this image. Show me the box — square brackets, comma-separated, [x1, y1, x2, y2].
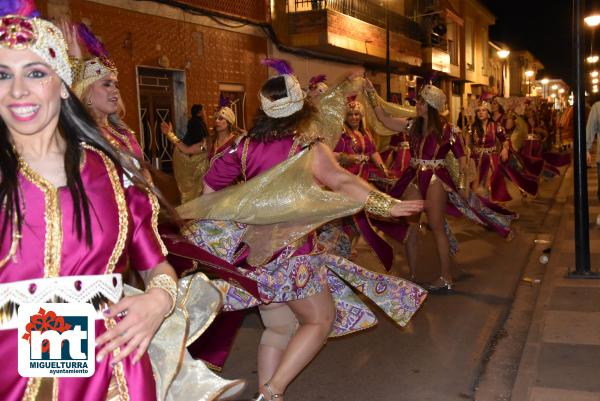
[60, 22, 145, 159]
[176, 60, 426, 400]
[520, 107, 570, 179]
[367, 81, 515, 291]
[330, 95, 409, 268]
[468, 101, 538, 203]
[207, 105, 240, 164]
[334, 95, 390, 180]
[0, 7, 243, 401]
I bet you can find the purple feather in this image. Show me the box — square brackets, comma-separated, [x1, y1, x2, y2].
[0, 0, 40, 17]
[309, 74, 327, 86]
[261, 58, 294, 75]
[218, 94, 230, 108]
[77, 23, 110, 58]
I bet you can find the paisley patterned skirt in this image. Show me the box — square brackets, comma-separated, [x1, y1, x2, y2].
[182, 219, 427, 336]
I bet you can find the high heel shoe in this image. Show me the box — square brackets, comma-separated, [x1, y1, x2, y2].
[426, 276, 453, 294]
[252, 383, 283, 401]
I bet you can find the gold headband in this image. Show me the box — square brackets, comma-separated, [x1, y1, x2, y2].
[0, 15, 72, 85]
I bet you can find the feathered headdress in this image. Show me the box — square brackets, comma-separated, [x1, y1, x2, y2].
[346, 94, 364, 115]
[0, 1, 72, 84]
[308, 74, 328, 95]
[262, 58, 294, 75]
[216, 94, 236, 125]
[0, 0, 39, 17]
[259, 58, 305, 118]
[72, 23, 118, 98]
[309, 74, 326, 88]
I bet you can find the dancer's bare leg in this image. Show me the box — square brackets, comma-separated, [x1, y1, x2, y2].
[258, 290, 335, 399]
[403, 184, 422, 280]
[257, 303, 298, 386]
[425, 179, 451, 283]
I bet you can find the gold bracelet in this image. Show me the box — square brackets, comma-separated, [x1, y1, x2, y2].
[166, 131, 181, 145]
[458, 172, 467, 190]
[146, 274, 177, 317]
[365, 190, 401, 219]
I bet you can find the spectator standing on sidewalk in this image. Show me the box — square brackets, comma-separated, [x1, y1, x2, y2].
[586, 99, 600, 201]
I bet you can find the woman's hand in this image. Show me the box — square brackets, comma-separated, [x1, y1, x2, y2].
[391, 199, 424, 217]
[58, 20, 82, 59]
[160, 121, 173, 136]
[95, 288, 172, 365]
[500, 147, 509, 162]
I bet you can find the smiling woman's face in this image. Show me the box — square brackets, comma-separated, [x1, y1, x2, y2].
[0, 47, 63, 138]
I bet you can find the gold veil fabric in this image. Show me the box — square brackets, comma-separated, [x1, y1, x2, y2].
[177, 148, 363, 265]
[173, 147, 208, 204]
[175, 77, 416, 265]
[124, 273, 246, 401]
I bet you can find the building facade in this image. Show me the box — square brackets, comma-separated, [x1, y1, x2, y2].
[42, 0, 269, 170]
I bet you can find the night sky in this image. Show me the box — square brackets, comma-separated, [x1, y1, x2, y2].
[481, 0, 579, 86]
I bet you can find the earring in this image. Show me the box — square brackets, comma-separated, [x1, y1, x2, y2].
[86, 98, 93, 106]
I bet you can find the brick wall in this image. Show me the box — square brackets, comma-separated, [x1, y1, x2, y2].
[326, 11, 421, 58]
[177, 0, 268, 22]
[63, 0, 268, 133]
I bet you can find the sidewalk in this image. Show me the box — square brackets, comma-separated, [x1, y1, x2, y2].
[510, 161, 600, 401]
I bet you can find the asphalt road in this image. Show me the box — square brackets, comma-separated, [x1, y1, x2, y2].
[217, 173, 564, 401]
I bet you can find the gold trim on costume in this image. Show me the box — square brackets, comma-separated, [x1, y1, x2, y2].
[18, 159, 62, 279]
[241, 138, 250, 182]
[148, 190, 168, 256]
[0, 215, 20, 269]
[52, 377, 58, 401]
[81, 145, 129, 274]
[21, 377, 42, 401]
[102, 125, 135, 154]
[105, 318, 131, 401]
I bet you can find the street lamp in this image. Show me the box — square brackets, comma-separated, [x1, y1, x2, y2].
[525, 70, 534, 96]
[585, 14, 600, 27]
[541, 78, 549, 98]
[497, 49, 510, 59]
[588, 55, 599, 63]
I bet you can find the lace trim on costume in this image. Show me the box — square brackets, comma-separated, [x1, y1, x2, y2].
[0, 274, 123, 330]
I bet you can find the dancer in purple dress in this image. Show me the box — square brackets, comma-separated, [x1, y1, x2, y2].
[176, 60, 426, 400]
[366, 81, 514, 292]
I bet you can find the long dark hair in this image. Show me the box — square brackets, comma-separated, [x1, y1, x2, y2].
[410, 99, 443, 149]
[471, 110, 490, 142]
[0, 86, 155, 248]
[247, 76, 317, 142]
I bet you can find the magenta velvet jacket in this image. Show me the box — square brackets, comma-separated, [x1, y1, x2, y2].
[0, 145, 167, 401]
[333, 127, 377, 179]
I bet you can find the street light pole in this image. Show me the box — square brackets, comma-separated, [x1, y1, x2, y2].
[386, 1, 391, 102]
[569, 0, 594, 278]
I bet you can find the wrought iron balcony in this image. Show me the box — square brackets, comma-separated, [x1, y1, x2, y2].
[291, 0, 424, 43]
